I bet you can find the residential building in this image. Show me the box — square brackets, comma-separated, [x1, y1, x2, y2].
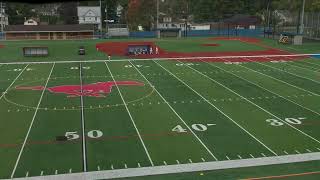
[77, 6, 101, 30]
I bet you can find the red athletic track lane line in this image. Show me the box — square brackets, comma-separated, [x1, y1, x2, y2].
[0, 131, 190, 149]
[243, 171, 320, 180]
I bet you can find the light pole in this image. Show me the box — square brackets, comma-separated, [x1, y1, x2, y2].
[156, 0, 159, 30]
[99, 0, 102, 35]
[299, 0, 306, 34]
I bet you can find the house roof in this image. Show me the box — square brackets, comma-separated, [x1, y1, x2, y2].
[4, 24, 94, 32]
[77, 6, 101, 17]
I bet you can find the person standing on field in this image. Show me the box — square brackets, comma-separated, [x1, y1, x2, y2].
[155, 46, 159, 54]
[149, 46, 153, 55]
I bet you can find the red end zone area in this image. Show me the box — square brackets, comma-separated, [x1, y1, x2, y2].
[96, 37, 306, 62]
[0, 44, 4, 48]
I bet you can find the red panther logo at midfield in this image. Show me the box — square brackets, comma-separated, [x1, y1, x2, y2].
[16, 81, 144, 97]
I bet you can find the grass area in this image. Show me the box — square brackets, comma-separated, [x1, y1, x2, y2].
[3, 36, 319, 63]
[155, 38, 266, 52]
[120, 160, 320, 180]
[0, 55, 320, 179]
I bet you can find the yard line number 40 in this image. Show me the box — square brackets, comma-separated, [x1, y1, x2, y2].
[172, 123, 216, 133]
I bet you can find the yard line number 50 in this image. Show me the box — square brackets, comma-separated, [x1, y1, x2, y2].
[65, 130, 103, 140]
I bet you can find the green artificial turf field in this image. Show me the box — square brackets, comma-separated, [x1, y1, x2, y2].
[0, 37, 320, 179]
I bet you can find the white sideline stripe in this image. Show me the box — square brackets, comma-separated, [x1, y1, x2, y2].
[8, 153, 320, 180]
[129, 61, 218, 161]
[11, 63, 55, 178]
[79, 62, 87, 172]
[163, 60, 278, 156]
[0, 53, 319, 65]
[193, 60, 320, 145]
[260, 57, 320, 85]
[104, 62, 154, 166]
[209, 63, 320, 117]
[239, 62, 320, 97]
[0, 65, 28, 101]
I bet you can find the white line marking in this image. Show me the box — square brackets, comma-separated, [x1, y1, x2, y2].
[11, 63, 55, 178]
[55, 170, 58, 175]
[1, 53, 318, 65]
[295, 150, 301, 154]
[238, 155, 242, 159]
[255, 57, 320, 85]
[0, 65, 28, 101]
[104, 62, 154, 166]
[25, 171, 29, 177]
[226, 156, 230, 160]
[189, 159, 193, 163]
[211, 63, 320, 117]
[201, 61, 320, 145]
[130, 61, 218, 161]
[286, 62, 320, 74]
[261, 153, 266, 157]
[138, 163, 141, 168]
[250, 154, 254, 158]
[79, 63, 87, 172]
[317, 148, 320, 151]
[163, 161, 167, 165]
[201, 158, 206, 162]
[163, 60, 278, 156]
[111, 165, 114, 170]
[125, 164, 128, 169]
[40, 171, 43, 176]
[69, 169, 72, 173]
[306, 149, 312, 153]
[176, 160, 180, 164]
[284, 151, 289, 155]
[98, 166, 101, 171]
[8, 153, 320, 180]
[239, 62, 320, 96]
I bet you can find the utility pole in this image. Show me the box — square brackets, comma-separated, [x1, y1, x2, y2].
[156, 0, 159, 30]
[0, 1, 3, 32]
[99, 0, 102, 36]
[299, 0, 306, 34]
[105, 3, 108, 37]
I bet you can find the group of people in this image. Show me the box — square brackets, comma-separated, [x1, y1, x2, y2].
[128, 46, 159, 56]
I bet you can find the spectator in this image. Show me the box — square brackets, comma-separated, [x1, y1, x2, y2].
[155, 47, 159, 54]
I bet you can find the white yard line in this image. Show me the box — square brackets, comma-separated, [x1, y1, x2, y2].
[11, 153, 319, 180]
[155, 60, 278, 156]
[104, 62, 154, 166]
[129, 61, 218, 161]
[0, 53, 319, 65]
[10, 63, 55, 178]
[299, 60, 320, 68]
[208, 62, 320, 117]
[239, 62, 320, 97]
[258, 57, 320, 84]
[79, 63, 87, 172]
[0, 65, 28, 101]
[184, 61, 320, 145]
[285, 62, 320, 74]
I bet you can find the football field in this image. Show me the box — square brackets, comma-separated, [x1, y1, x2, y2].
[0, 55, 320, 179]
